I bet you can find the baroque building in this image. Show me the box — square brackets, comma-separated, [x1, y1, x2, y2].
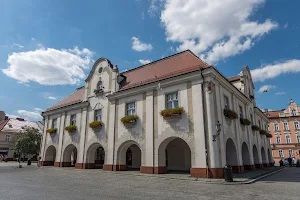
[264, 99, 300, 164]
[40, 50, 272, 178]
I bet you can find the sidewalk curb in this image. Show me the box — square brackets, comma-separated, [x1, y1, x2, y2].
[220, 167, 286, 185]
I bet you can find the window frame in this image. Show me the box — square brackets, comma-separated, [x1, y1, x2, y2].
[166, 92, 179, 109]
[297, 135, 300, 143]
[52, 118, 57, 128]
[274, 123, 279, 131]
[294, 121, 299, 130]
[239, 105, 243, 118]
[288, 149, 293, 157]
[126, 102, 136, 116]
[224, 95, 229, 109]
[285, 134, 291, 144]
[94, 109, 102, 121]
[5, 134, 11, 142]
[292, 110, 297, 116]
[283, 122, 289, 131]
[279, 149, 284, 158]
[70, 114, 76, 126]
[276, 135, 281, 144]
[97, 80, 103, 89]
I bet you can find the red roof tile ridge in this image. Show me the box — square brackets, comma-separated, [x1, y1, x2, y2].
[121, 50, 209, 75]
[228, 75, 240, 82]
[120, 65, 205, 90]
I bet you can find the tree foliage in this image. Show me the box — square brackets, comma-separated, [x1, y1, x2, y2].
[14, 127, 42, 157]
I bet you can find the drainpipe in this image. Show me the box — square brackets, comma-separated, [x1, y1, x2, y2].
[153, 90, 155, 174]
[200, 68, 210, 178]
[112, 100, 117, 170]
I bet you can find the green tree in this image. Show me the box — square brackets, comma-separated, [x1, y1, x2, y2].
[14, 127, 42, 159]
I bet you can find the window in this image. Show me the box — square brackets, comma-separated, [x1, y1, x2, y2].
[297, 135, 300, 143]
[166, 92, 178, 109]
[294, 121, 299, 130]
[250, 114, 253, 125]
[126, 102, 136, 116]
[239, 106, 243, 118]
[97, 81, 103, 89]
[98, 67, 103, 73]
[258, 120, 261, 129]
[52, 118, 57, 128]
[274, 123, 279, 131]
[276, 136, 281, 144]
[288, 149, 293, 157]
[292, 110, 297, 116]
[5, 135, 11, 142]
[286, 134, 291, 144]
[94, 109, 101, 121]
[224, 96, 229, 109]
[283, 122, 289, 131]
[279, 149, 284, 158]
[70, 114, 76, 125]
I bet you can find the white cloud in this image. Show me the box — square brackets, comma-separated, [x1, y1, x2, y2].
[17, 110, 42, 120]
[159, 0, 278, 64]
[148, 0, 164, 16]
[276, 92, 286, 95]
[47, 96, 57, 100]
[132, 37, 153, 52]
[251, 59, 300, 82]
[283, 23, 288, 29]
[31, 37, 36, 41]
[2, 46, 94, 85]
[139, 59, 152, 65]
[34, 108, 43, 112]
[258, 85, 275, 93]
[12, 43, 24, 49]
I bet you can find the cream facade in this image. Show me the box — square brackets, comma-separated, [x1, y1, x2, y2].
[40, 51, 272, 178]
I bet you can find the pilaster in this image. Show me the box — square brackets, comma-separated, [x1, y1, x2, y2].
[77, 108, 88, 163]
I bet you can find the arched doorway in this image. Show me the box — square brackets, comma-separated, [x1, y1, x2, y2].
[253, 145, 260, 168]
[86, 143, 105, 169]
[261, 147, 267, 166]
[44, 145, 56, 166]
[242, 142, 251, 170]
[158, 137, 191, 173]
[63, 144, 77, 167]
[116, 141, 141, 171]
[226, 138, 238, 170]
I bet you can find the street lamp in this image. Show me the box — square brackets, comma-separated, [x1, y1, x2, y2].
[213, 121, 222, 142]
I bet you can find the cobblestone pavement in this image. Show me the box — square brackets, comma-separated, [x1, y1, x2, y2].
[0, 164, 299, 200]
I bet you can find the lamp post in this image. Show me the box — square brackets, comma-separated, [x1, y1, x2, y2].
[213, 121, 222, 142]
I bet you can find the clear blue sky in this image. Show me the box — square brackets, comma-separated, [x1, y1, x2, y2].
[0, 0, 299, 121]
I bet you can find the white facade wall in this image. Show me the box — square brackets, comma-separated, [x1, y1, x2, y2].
[40, 60, 272, 177]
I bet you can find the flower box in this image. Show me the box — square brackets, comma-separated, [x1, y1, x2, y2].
[160, 107, 184, 118]
[251, 125, 260, 131]
[240, 118, 251, 126]
[260, 129, 268, 135]
[46, 128, 57, 134]
[121, 115, 139, 124]
[223, 108, 238, 120]
[65, 125, 77, 133]
[89, 121, 103, 129]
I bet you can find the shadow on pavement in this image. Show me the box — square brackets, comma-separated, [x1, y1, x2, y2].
[256, 167, 300, 183]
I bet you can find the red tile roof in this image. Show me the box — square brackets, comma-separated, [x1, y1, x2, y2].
[44, 87, 85, 112]
[120, 50, 210, 90]
[0, 119, 9, 131]
[264, 111, 280, 118]
[227, 75, 240, 82]
[44, 50, 210, 113]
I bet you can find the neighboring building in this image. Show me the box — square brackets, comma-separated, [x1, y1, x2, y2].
[40, 50, 272, 178]
[264, 99, 300, 164]
[0, 111, 44, 160]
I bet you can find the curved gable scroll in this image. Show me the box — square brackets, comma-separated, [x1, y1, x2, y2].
[85, 58, 113, 82]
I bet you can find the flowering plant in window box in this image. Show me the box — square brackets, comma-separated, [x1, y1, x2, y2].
[89, 121, 103, 129]
[251, 125, 260, 131]
[240, 118, 251, 126]
[259, 129, 268, 135]
[223, 108, 238, 120]
[65, 125, 77, 133]
[121, 115, 139, 124]
[160, 107, 184, 118]
[266, 133, 273, 138]
[46, 128, 57, 134]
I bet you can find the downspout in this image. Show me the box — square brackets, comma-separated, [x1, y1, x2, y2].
[200, 68, 210, 178]
[153, 90, 155, 174]
[112, 100, 117, 170]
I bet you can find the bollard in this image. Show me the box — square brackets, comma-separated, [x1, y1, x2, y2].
[224, 165, 233, 182]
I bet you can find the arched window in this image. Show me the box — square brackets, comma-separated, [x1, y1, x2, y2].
[97, 81, 103, 89]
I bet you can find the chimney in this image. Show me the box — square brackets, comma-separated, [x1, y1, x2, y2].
[0, 111, 5, 122]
